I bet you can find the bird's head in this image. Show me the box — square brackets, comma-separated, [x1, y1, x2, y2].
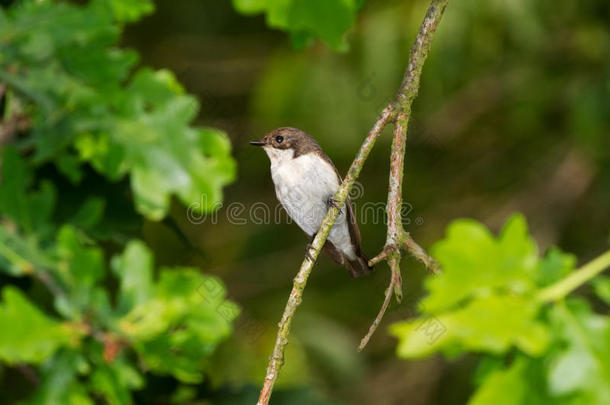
[250, 127, 320, 162]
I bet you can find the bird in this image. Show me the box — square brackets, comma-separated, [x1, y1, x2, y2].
[250, 127, 373, 277]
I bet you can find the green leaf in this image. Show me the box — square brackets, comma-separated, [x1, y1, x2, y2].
[87, 341, 144, 405]
[423, 214, 538, 313]
[391, 295, 549, 358]
[469, 358, 530, 405]
[111, 240, 154, 314]
[90, 364, 134, 405]
[547, 300, 610, 404]
[0, 287, 76, 364]
[119, 269, 238, 382]
[232, 0, 364, 50]
[0, 224, 53, 276]
[25, 351, 93, 405]
[0, 147, 56, 234]
[55, 153, 84, 184]
[69, 197, 106, 230]
[108, 0, 155, 22]
[55, 226, 105, 319]
[57, 226, 104, 287]
[592, 275, 610, 305]
[536, 247, 576, 287]
[77, 68, 237, 220]
[469, 357, 552, 405]
[2, 1, 236, 221]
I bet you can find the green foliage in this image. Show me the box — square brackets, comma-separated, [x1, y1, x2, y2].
[592, 275, 610, 304]
[0, 0, 239, 403]
[390, 215, 610, 404]
[0, 137, 236, 404]
[0, 0, 236, 220]
[0, 287, 77, 364]
[231, 0, 366, 51]
[0, 146, 55, 236]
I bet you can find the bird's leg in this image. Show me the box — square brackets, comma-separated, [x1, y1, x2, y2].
[327, 196, 343, 214]
[305, 233, 317, 262]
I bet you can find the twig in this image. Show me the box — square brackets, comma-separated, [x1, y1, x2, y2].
[358, 0, 449, 350]
[258, 1, 450, 402]
[257, 106, 394, 405]
[358, 254, 400, 351]
[369, 244, 395, 267]
[402, 232, 441, 275]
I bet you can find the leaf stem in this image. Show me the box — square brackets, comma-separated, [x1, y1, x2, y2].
[537, 250, 610, 302]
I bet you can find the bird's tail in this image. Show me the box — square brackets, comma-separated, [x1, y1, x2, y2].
[346, 253, 373, 278]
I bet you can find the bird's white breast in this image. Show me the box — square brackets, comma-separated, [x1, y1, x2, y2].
[265, 148, 356, 260]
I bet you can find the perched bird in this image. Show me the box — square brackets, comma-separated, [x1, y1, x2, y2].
[250, 127, 372, 277]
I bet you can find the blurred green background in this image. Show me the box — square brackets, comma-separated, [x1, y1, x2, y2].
[1, 0, 609, 404]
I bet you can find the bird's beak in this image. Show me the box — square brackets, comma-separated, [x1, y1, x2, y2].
[249, 140, 265, 146]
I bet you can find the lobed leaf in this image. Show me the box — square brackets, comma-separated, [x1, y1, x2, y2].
[232, 0, 365, 51]
[391, 295, 549, 358]
[0, 287, 77, 364]
[423, 214, 538, 313]
[546, 300, 610, 404]
[1, 0, 236, 221]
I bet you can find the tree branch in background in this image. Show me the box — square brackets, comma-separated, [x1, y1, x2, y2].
[258, 0, 450, 403]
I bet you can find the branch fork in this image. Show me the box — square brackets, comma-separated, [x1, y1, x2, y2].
[258, 1, 450, 403]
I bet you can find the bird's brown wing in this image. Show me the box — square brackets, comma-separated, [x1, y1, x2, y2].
[319, 152, 372, 277]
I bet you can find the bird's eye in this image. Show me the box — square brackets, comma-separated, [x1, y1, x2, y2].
[275, 136, 284, 144]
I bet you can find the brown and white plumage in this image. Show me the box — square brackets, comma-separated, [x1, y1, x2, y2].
[250, 127, 372, 277]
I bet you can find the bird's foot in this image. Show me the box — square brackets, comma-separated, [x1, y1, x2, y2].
[305, 243, 316, 262]
[327, 197, 343, 214]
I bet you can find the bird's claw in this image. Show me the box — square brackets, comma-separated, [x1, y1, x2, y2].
[305, 243, 316, 262]
[327, 197, 343, 214]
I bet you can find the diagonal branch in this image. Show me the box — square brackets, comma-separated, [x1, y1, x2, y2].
[258, 1, 450, 403]
[257, 106, 394, 405]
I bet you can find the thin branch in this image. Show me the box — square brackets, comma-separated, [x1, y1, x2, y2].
[368, 244, 394, 267]
[401, 232, 441, 275]
[258, 1, 450, 402]
[358, 254, 400, 351]
[383, 112, 410, 304]
[257, 106, 394, 405]
[359, 0, 449, 350]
